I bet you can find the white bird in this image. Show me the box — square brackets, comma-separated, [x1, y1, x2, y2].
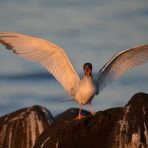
[0, 32, 148, 119]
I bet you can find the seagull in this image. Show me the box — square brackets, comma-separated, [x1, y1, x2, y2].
[0, 32, 148, 119]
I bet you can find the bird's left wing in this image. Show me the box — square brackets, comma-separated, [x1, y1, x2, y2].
[95, 44, 148, 95]
[0, 32, 80, 96]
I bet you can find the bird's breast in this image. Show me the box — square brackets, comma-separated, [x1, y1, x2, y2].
[75, 77, 96, 105]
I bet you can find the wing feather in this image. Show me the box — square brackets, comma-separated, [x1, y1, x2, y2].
[0, 32, 80, 96]
[95, 44, 148, 94]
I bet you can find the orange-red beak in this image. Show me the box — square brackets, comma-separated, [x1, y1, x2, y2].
[85, 67, 91, 77]
[83, 63, 92, 77]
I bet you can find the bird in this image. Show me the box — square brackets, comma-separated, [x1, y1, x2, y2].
[0, 32, 148, 119]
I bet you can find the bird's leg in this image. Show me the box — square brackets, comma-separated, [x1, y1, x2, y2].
[75, 103, 85, 120]
[88, 103, 96, 115]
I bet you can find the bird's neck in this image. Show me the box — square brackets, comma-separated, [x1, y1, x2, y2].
[84, 72, 92, 77]
[83, 74, 94, 80]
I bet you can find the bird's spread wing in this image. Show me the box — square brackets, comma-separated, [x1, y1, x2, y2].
[0, 32, 80, 96]
[95, 44, 148, 95]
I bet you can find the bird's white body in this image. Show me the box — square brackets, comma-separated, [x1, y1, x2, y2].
[75, 76, 96, 105]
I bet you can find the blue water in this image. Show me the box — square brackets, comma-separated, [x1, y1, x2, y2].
[0, 0, 148, 116]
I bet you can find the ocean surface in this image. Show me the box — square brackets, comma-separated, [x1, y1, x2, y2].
[0, 0, 148, 116]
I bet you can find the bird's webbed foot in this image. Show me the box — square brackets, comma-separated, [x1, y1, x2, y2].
[75, 114, 85, 120]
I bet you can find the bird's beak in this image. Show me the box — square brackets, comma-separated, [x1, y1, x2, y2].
[85, 67, 91, 78]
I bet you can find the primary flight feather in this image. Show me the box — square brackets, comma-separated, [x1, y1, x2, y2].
[0, 32, 148, 119]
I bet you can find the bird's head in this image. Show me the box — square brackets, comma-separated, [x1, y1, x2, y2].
[83, 63, 92, 77]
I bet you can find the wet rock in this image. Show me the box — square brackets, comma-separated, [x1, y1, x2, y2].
[1, 92, 148, 148]
[34, 107, 122, 148]
[0, 105, 54, 148]
[34, 92, 148, 148]
[108, 92, 148, 148]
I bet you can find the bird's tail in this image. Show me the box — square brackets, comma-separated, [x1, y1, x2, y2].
[52, 97, 74, 103]
[57, 98, 74, 102]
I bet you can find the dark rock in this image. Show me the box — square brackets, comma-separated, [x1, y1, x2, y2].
[108, 92, 148, 148]
[0, 105, 54, 148]
[34, 92, 148, 148]
[1, 92, 148, 148]
[34, 107, 122, 148]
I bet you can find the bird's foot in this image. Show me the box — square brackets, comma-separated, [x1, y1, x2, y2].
[75, 114, 85, 120]
[90, 111, 96, 116]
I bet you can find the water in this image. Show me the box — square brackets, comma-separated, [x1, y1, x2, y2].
[0, 0, 148, 116]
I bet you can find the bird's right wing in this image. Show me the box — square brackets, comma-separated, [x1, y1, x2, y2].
[95, 44, 148, 95]
[0, 32, 80, 96]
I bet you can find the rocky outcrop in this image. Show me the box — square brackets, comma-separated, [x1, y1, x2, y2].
[33, 93, 148, 148]
[34, 107, 122, 148]
[0, 105, 54, 148]
[0, 92, 148, 148]
[108, 93, 148, 148]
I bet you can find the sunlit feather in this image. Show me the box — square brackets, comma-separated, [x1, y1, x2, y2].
[95, 45, 148, 94]
[0, 32, 80, 96]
